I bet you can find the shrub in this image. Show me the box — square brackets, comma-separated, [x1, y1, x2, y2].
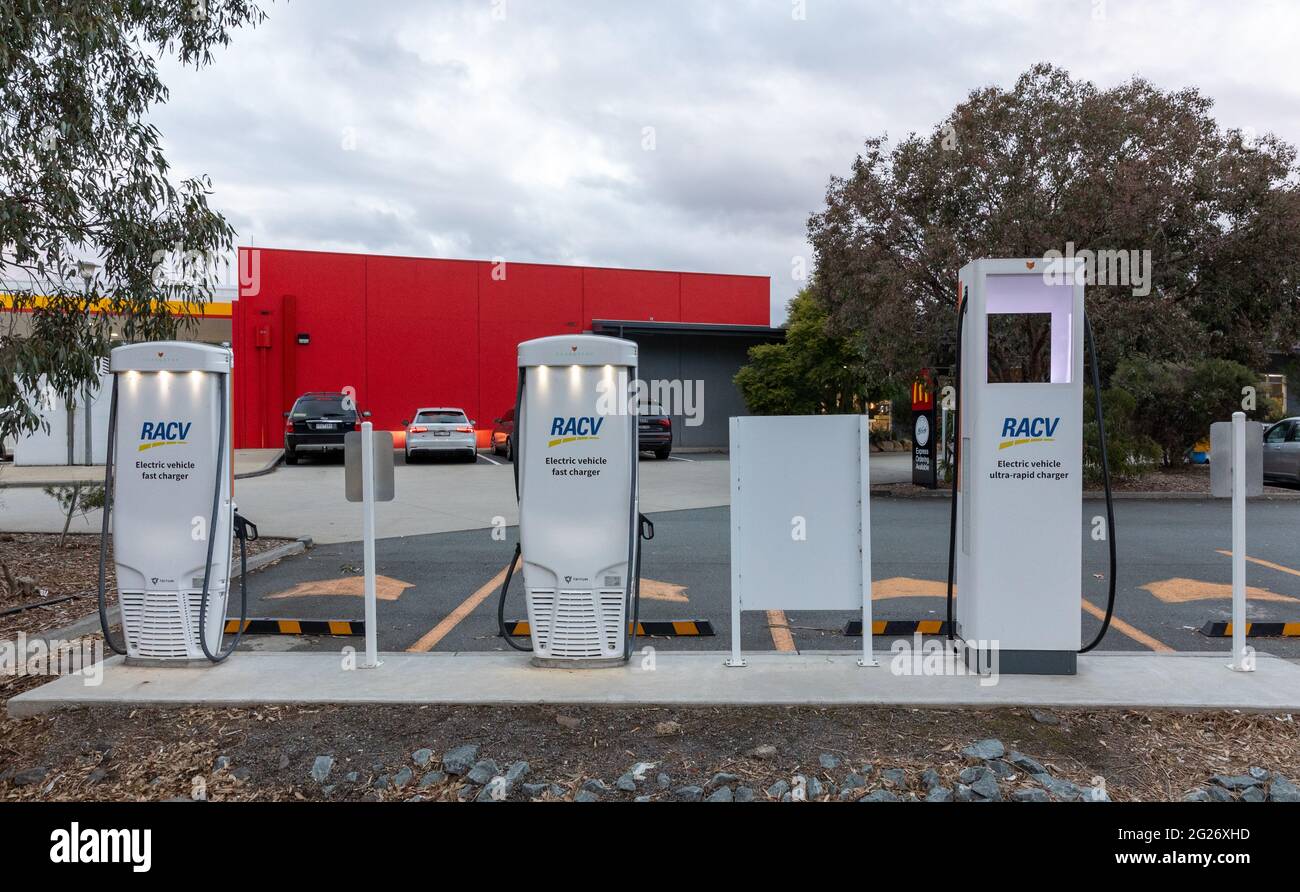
[1083, 387, 1161, 486]
[1111, 355, 1263, 466]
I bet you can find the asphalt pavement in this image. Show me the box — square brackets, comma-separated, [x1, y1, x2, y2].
[230, 498, 1300, 660]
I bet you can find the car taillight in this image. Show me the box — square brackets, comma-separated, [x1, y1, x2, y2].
[655, 418, 671, 429]
[285, 420, 294, 432]
[410, 426, 428, 434]
[353, 421, 362, 431]
[456, 426, 473, 433]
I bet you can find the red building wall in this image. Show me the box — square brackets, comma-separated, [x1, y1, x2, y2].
[232, 248, 769, 449]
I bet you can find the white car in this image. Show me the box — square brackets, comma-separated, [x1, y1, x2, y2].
[403, 407, 478, 463]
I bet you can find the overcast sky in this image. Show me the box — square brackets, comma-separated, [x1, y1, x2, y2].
[153, 0, 1300, 324]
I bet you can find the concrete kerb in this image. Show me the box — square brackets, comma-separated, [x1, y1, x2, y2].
[0, 448, 284, 488]
[28, 536, 313, 644]
[232, 448, 285, 479]
[10, 650, 1300, 718]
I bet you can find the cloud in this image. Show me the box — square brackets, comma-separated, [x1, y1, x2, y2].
[151, 0, 1300, 324]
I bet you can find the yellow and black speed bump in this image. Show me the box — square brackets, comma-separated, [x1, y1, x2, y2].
[843, 620, 951, 637]
[1200, 621, 1300, 638]
[224, 619, 364, 637]
[504, 620, 714, 638]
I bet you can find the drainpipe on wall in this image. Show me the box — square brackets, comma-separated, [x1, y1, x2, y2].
[83, 383, 93, 465]
[65, 399, 75, 465]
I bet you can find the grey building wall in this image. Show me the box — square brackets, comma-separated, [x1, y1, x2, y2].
[630, 332, 771, 449]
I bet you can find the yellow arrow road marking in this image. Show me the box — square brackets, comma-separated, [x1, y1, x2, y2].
[871, 577, 953, 599]
[1140, 577, 1300, 605]
[639, 578, 689, 603]
[266, 575, 415, 602]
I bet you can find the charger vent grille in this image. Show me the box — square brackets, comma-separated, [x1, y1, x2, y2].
[119, 591, 207, 659]
[527, 588, 626, 659]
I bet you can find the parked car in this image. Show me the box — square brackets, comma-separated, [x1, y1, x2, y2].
[284, 392, 368, 464]
[638, 403, 672, 460]
[1263, 417, 1300, 482]
[491, 404, 672, 461]
[490, 408, 514, 461]
[403, 407, 477, 463]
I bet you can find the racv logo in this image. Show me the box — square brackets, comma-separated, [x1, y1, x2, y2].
[548, 416, 603, 448]
[138, 420, 191, 452]
[999, 416, 1059, 450]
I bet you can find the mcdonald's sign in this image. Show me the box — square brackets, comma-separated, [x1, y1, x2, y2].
[912, 368, 938, 489]
[912, 370, 935, 412]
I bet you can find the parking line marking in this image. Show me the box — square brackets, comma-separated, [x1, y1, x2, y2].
[666, 456, 695, 463]
[1080, 598, 1173, 652]
[406, 563, 511, 653]
[1216, 549, 1300, 580]
[477, 453, 503, 466]
[766, 609, 797, 652]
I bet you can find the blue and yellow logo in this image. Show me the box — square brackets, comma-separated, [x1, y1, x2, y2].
[548, 416, 603, 448]
[138, 420, 191, 452]
[999, 416, 1059, 450]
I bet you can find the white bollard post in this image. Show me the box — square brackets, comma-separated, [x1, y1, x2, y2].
[858, 414, 877, 667]
[940, 405, 948, 468]
[361, 421, 381, 669]
[1228, 411, 1252, 672]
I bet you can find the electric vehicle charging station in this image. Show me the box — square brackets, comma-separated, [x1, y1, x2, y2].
[97, 341, 253, 664]
[951, 259, 1090, 675]
[499, 334, 649, 666]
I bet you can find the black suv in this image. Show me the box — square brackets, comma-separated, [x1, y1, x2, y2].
[638, 403, 672, 460]
[284, 392, 370, 465]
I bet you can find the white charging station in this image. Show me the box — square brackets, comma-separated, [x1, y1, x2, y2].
[514, 335, 640, 664]
[105, 342, 236, 662]
[955, 259, 1084, 674]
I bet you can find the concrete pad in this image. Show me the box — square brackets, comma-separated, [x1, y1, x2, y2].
[233, 454, 736, 543]
[0, 453, 918, 542]
[0, 463, 105, 488]
[10, 650, 1300, 717]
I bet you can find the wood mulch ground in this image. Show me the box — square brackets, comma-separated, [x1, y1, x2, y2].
[0, 532, 295, 637]
[0, 698, 1294, 802]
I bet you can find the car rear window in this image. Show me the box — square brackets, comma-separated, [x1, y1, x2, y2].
[293, 398, 354, 418]
[417, 411, 468, 424]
